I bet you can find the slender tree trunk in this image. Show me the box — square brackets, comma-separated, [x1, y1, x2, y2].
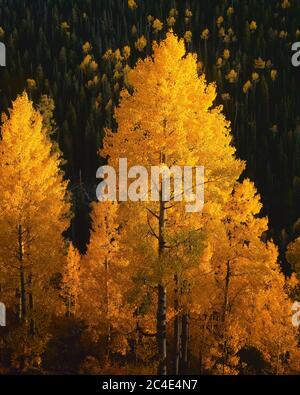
[104, 257, 111, 364]
[157, 284, 167, 374]
[157, 153, 167, 375]
[199, 317, 208, 375]
[28, 273, 35, 337]
[18, 224, 26, 323]
[222, 261, 231, 374]
[173, 275, 181, 375]
[180, 312, 189, 374]
[67, 295, 72, 318]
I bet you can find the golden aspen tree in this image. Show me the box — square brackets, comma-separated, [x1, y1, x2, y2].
[286, 237, 300, 277]
[101, 31, 244, 374]
[248, 275, 300, 374]
[62, 243, 81, 317]
[189, 180, 300, 374]
[78, 201, 131, 362]
[205, 180, 279, 374]
[0, 92, 70, 369]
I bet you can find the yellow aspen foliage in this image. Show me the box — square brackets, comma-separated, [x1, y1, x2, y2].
[102, 48, 114, 61]
[169, 8, 178, 17]
[184, 31, 193, 43]
[252, 72, 260, 82]
[228, 28, 235, 37]
[279, 30, 288, 39]
[26, 78, 37, 90]
[80, 54, 97, 71]
[201, 28, 210, 40]
[271, 69, 278, 81]
[223, 34, 230, 44]
[226, 69, 238, 83]
[102, 31, 243, 210]
[131, 24, 137, 36]
[113, 70, 122, 81]
[185, 9, 193, 18]
[254, 57, 266, 69]
[0, 92, 70, 365]
[197, 60, 204, 74]
[167, 16, 176, 27]
[223, 49, 230, 60]
[60, 21, 70, 30]
[105, 99, 113, 112]
[62, 243, 81, 317]
[0, 26, 5, 39]
[82, 41, 92, 54]
[249, 21, 257, 31]
[78, 202, 132, 353]
[114, 49, 123, 62]
[122, 45, 131, 60]
[152, 19, 163, 33]
[243, 80, 252, 93]
[128, 0, 137, 10]
[221, 93, 230, 101]
[101, 32, 244, 373]
[147, 15, 154, 24]
[216, 16, 224, 26]
[282, 0, 291, 8]
[216, 57, 223, 68]
[135, 35, 147, 52]
[227, 7, 234, 16]
[286, 237, 300, 277]
[219, 27, 225, 37]
[249, 279, 300, 374]
[90, 60, 98, 72]
[190, 180, 300, 374]
[123, 64, 132, 87]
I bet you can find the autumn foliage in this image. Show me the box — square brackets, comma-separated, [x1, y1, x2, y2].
[0, 30, 299, 376]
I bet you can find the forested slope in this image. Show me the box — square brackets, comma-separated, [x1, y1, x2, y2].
[1, 0, 300, 254]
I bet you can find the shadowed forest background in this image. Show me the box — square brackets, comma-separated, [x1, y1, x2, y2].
[1, 0, 300, 375]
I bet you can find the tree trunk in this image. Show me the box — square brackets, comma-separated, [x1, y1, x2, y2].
[67, 295, 72, 318]
[157, 155, 167, 375]
[18, 224, 26, 323]
[157, 284, 167, 374]
[222, 260, 231, 374]
[104, 257, 111, 364]
[28, 273, 35, 337]
[180, 313, 189, 374]
[173, 275, 181, 375]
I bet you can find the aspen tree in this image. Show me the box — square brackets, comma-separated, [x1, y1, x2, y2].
[0, 92, 70, 367]
[62, 243, 81, 317]
[101, 32, 244, 374]
[79, 201, 131, 361]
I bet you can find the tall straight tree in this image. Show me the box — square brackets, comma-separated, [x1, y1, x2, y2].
[101, 32, 244, 374]
[0, 92, 70, 368]
[78, 201, 132, 362]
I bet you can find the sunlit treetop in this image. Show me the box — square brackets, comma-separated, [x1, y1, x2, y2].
[102, 31, 244, 205]
[152, 18, 163, 33]
[128, 0, 138, 10]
